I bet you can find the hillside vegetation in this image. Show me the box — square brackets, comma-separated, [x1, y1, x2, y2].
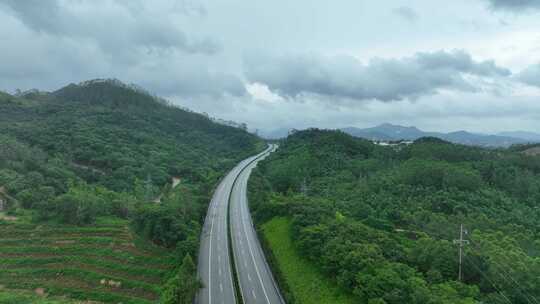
[0, 289, 76, 304]
[250, 129, 540, 304]
[261, 217, 355, 304]
[0, 79, 262, 303]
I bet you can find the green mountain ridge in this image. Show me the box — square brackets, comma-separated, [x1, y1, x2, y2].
[1, 79, 261, 192]
[249, 128, 540, 304]
[0, 79, 263, 303]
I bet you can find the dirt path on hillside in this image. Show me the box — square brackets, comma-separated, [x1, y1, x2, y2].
[153, 177, 181, 203]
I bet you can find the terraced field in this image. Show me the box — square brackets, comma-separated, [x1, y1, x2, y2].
[0, 215, 175, 304]
[0, 289, 77, 304]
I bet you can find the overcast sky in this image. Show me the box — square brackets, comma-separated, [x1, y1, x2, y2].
[1, 0, 540, 134]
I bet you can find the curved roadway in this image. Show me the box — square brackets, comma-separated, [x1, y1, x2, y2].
[197, 145, 283, 304]
[230, 145, 284, 304]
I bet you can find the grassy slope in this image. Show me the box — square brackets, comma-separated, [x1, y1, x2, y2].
[0, 290, 76, 304]
[261, 217, 355, 304]
[0, 212, 174, 304]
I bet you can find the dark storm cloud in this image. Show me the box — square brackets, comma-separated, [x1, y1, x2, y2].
[243, 50, 511, 102]
[1, 0, 61, 33]
[517, 63, 540, 87]
[0, 0, 245, 98]
[415, 51, 510, 76]
[139, 69, 247, 98]
[1, 0, 220, 55]
[485, 0, 540, 11]
[392, 6, 419, 22]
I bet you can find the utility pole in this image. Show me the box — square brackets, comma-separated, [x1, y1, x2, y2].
[300, 177, 308, 195]
[144, 174, 153, 202]
[453, 224, 470, 281]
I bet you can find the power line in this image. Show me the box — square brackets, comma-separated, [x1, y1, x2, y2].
[467, 239, 539, 304]
[412, 224, 536, 303]
[464, 254, 513, 304]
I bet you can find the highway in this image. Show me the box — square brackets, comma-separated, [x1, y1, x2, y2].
[197, 145, 281, 304]
[230, 144, 284, 304]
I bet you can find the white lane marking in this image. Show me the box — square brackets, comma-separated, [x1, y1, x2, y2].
[207, 159, 271, 304]
[230, 191, 247, 304]
[239, 173, 272, 304]
[220, 283, 223, 293]
[209, 176, 226, 304]
[252, 289, 257, 299]
[248, 273, 252, 282]
[222, 150, 272, 303]
[208, 200, 215, 304]
[225, 173, 238, 303]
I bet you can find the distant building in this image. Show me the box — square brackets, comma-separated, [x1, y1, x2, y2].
[373, 140, 413, 146]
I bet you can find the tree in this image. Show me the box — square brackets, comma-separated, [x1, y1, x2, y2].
[54, 192, 97, 225]
[160, 254, 201, 304]
[251, 130, 521, 302]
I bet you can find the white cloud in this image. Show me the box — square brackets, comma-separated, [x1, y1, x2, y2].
[243, 50, 510, 102]
[1, 0, 540, 133]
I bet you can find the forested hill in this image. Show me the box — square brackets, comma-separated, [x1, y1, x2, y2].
[250, 128, 540, 304]
[0, 79, 262, 193]
[0, 79, 262, 302]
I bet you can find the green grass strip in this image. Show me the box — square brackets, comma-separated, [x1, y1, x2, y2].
[0, 280, 153, 304]
[0, 289, 76, 304]
[0, 256, 168, 282]
[261, 217, 357, 304]
[0, 245, 170, 265]
[0, 268, 160, 295]
[0, 228, 128, 238]
[0, 236, 119, 246]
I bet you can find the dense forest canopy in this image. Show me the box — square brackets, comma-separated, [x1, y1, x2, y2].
[1, 79, 260, 193]
[250, 128, 540, 304]
[4, 79, 540, 303]
[0, 79, 263, 303]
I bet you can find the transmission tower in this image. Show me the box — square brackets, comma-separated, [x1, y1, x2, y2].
[453, 224, 470, 281]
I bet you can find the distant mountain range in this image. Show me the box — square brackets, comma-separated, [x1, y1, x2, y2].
[497, 131, 540, 142]
[341, 123, 540, 147]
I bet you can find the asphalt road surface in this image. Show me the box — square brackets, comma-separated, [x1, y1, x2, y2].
[230, 144, 285, 304]
[197, 145, 280, 304]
